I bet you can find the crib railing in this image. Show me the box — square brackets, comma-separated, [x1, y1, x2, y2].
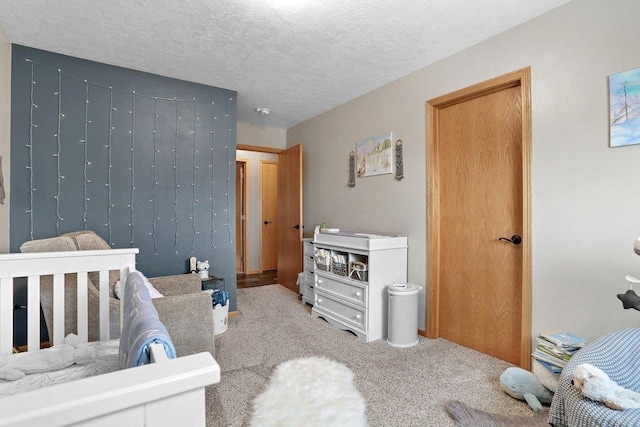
[0, 248, 138, 355]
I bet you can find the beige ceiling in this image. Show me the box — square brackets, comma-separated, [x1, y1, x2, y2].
[0, 0, 570, 129]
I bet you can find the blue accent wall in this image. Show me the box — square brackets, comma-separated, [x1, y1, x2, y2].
[10, 45, 237, 310]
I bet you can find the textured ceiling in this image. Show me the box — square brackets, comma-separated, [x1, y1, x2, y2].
[0, 0, 570, 129]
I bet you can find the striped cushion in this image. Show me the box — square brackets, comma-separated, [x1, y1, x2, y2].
[548, 328, 640, 426]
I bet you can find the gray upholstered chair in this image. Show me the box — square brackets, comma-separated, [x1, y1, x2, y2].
[20, 230, 214, 357]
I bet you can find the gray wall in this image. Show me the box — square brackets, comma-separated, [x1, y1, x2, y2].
[10, 45, 238, 310]
[0, 28, 9, 252]
[237, 122, 286, 150]
[289, 0, 640, 341]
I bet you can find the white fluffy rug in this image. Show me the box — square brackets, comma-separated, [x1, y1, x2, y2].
[249, 357, 367, 427]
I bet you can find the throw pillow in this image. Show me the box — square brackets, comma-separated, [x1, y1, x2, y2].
[114, 273, 164, 299]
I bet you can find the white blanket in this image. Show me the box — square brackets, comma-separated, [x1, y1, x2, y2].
[0, 339, 119, 397]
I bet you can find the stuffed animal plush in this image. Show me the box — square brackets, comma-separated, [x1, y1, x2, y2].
[572, 363, 640, 410]
[197, 259, 209, 280]
[500, 367, 554, 412]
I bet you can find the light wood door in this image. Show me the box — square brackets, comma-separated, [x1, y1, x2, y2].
[235, 161, 247, 273]
[261, 161, 278, 271]
[277, 144, 303, 293]
[426, 68, 532, 368]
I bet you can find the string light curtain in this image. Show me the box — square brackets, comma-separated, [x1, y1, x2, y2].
[11, 46, 237, 281]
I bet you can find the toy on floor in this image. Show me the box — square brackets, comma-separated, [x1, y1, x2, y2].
[500, 366, 554, 412]
[572, 363, 640, 410]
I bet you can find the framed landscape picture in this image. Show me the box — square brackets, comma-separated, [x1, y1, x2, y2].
[356, 132, 393, 177]
[609, 66, 640, 147]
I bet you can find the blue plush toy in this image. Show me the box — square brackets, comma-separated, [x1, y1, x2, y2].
[500, 367, 554, 412]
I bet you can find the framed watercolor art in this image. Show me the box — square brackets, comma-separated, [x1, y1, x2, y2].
[356, 132, 393, 177]
[609, 66, 640, 147]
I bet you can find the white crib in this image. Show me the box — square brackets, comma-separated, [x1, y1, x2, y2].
[0, 248, 220, 426]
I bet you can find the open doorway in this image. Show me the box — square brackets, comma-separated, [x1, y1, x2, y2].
[235, 144, 303, 292]
[236, 146, 281, 286]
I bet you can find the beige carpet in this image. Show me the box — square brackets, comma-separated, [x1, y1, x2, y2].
[206, 284, 542, 426]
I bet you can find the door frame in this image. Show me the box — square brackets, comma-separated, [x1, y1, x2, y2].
[260, 159, 278, 272]
[425, 67, 532, 369]
[235, 158, 248, 274]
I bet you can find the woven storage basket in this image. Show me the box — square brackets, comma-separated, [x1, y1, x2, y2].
[349, 261, 368, 282]
[315, 254, 331, 271]
[332, 261, 348, 276]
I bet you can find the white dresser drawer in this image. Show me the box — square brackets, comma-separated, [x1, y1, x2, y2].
[300, 270, 315, 286]
[300, 280, 315, 303]
[304, 241, 315, 257]
[314, 290, 366, 331]
[315, 273, 366, 306]
[303, 256, 315, 272]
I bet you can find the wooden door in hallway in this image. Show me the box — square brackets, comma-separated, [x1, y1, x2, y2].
[277, 144, 303, 293]
[235, 160, 247, 274]
[426, 68, 532, 368]
[261, 160, 278, 271]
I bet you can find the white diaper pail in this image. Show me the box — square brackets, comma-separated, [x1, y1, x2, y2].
[213, 304, 229, 335]
[387, 283, 422, 347]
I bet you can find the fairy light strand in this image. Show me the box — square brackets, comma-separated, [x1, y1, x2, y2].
[129, 91, 136, 246]
[54, 69, 63, 235]
[210, 101, 216, 250]
[191, 99, 198, 252]
[107, 87, 114, 246]
[151, 97, 159, 254]
[26, 59, 35, 240]
[82, 80, 89, 229]
[174, 99, 179, 254]
[226, 97, 233, 243]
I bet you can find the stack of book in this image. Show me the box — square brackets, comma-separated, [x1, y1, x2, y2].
[532, 331, 587, 373]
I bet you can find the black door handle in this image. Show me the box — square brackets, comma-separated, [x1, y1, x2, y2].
[291, 224, 300, 230]
[498, 235, 522, 245]
[264, 221, 272, 225]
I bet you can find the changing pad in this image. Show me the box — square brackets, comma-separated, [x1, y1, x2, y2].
[0, 339, 119, 398]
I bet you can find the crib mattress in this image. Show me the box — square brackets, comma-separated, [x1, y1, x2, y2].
[0, 339, 120, 398]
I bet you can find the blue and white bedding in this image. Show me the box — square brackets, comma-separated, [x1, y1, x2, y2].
[119, 271, 176, 368]
[548, 328, 640, 426]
